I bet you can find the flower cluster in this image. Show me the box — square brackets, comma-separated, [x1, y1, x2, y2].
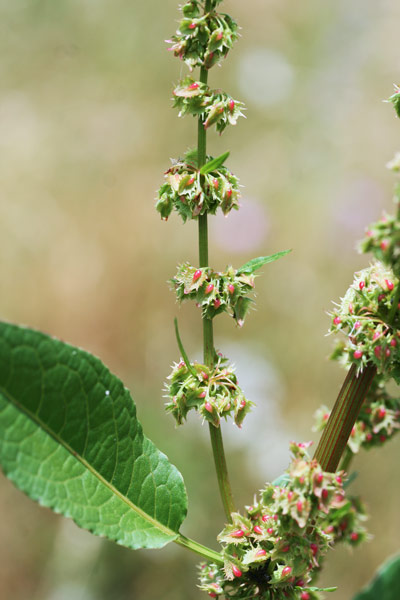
[156, 157, 240, 221]
[314, 376, 400, 455]
[173, 77, 245, 134]
[329, 261, 400, 376]
[164, 354, 253, 427]
[170, 263, 256, 326]
[358, 209, 400, 278]
[320, 495, 369, 548]
[198, 443, 349, 600]
[167, 1, 238, 70]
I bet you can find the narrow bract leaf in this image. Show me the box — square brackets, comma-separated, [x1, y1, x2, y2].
[0, 322, 187, 550]
[237, 250, 292, 275]
[199, 151, 230, 175]
[352, 554, 400, 600]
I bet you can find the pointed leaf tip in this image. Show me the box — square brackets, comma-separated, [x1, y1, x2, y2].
[237, 250, 292, 275]
[199, 151, 230, 175]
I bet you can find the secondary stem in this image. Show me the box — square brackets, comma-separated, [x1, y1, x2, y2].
[175, 534, 224, 565]
[197, 4, 235, 522]
[313, 364, 376, 472]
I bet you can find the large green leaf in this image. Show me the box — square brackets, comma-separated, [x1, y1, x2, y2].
[352, 553, 400, 600]
[0, 322, 187, 550]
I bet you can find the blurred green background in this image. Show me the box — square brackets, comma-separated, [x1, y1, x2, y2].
[0, 0, 399, 598]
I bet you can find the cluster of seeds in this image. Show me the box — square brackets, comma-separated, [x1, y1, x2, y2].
[199, 443, 350, 600]
[156, 157, 240, 221]
[170, 263, 256, 326]
[314, 376, 400, 455]
[167, 1, 238, 70]
[329, 261, 400, 376]
[165, 354, 253, 427]
[359, 209, 400, 277]
[173, 77, 245, 134]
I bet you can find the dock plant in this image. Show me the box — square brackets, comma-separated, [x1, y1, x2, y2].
[0, 2, 400, 598]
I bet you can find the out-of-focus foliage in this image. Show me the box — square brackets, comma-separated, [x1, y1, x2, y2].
[0, 0, 399, 599]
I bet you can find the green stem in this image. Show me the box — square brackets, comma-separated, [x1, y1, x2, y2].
[196, 3, 235, 523]
[313, 364, 376, 472]
[174, 533, 224, 565]
[339, 446, 354, 473]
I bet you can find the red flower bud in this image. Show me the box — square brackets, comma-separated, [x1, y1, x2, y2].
[390, 338, 397, 347]
[267, 527, 274, 534]
[226, 188, 232, 198]
[385, 279, 394, 291]
[188, 22, 197, 29]
[205, 402, 213, 413]
[214, 298, 221, 309]
[231, 529, 244, 538]
[321, 489, 328, 500]
[296, 500, 303, 512]
[366, 433, 373, 442]
[333, 316, 341, 325]
[262, 514, 270, 522]
[205, 283, 214, 294]
[228, 283, 235, 294]
[378, 294, 385, 302]
[187, 177, 195, 186]
[188, 82, 199, 90]
[380, 434, 387, 443]
[253, 526, 263, 535]
[198, 391, 206, 398]
[287, 491, 294, 501]
[354, 321, 361, 329]
[282, 545, 290, 553]
[193, 269, 202, 282]
[282, 566, 292, 577]
[385, 348, 391, 357]
[301, 593, 311, 600]
[229, 99, 235, 111]
[255, 549, 266, 557]
[350, 532, 359, 542]
[240, 399, 246, 408]
[310, 543, 318, 556]
[353, 349, 363, 359]
[380, 239, 389, 251]
[336, 476, 342, 484]
[374, 346, 382, 359]
[212, 178, 219, 189]
[232, 565, 242, 578]
[359, 281, 365, 290]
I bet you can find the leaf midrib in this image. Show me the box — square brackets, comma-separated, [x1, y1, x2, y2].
[0, 385, 178, 540]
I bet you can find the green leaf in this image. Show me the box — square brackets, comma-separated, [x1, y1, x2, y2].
[352, 554, 400, 600]
[272, 473, 290, 487]
[0, 322, 187, 550]
[237, 250, 292, 275]
[199, 151, 230, 175]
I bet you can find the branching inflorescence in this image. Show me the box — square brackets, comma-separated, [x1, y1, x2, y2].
[158, 1, 400, 597]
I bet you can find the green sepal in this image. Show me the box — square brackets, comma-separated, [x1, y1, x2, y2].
[237, 250, 292, 275]
[200, 151, 230, 175]
[0, 322, 188, 550]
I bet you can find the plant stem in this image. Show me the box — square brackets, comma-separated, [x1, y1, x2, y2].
[197, 0, 235, 523]
[175, 533, 224, 565]
[339, 446, 354, 473]
[313, 364, 376, 472]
